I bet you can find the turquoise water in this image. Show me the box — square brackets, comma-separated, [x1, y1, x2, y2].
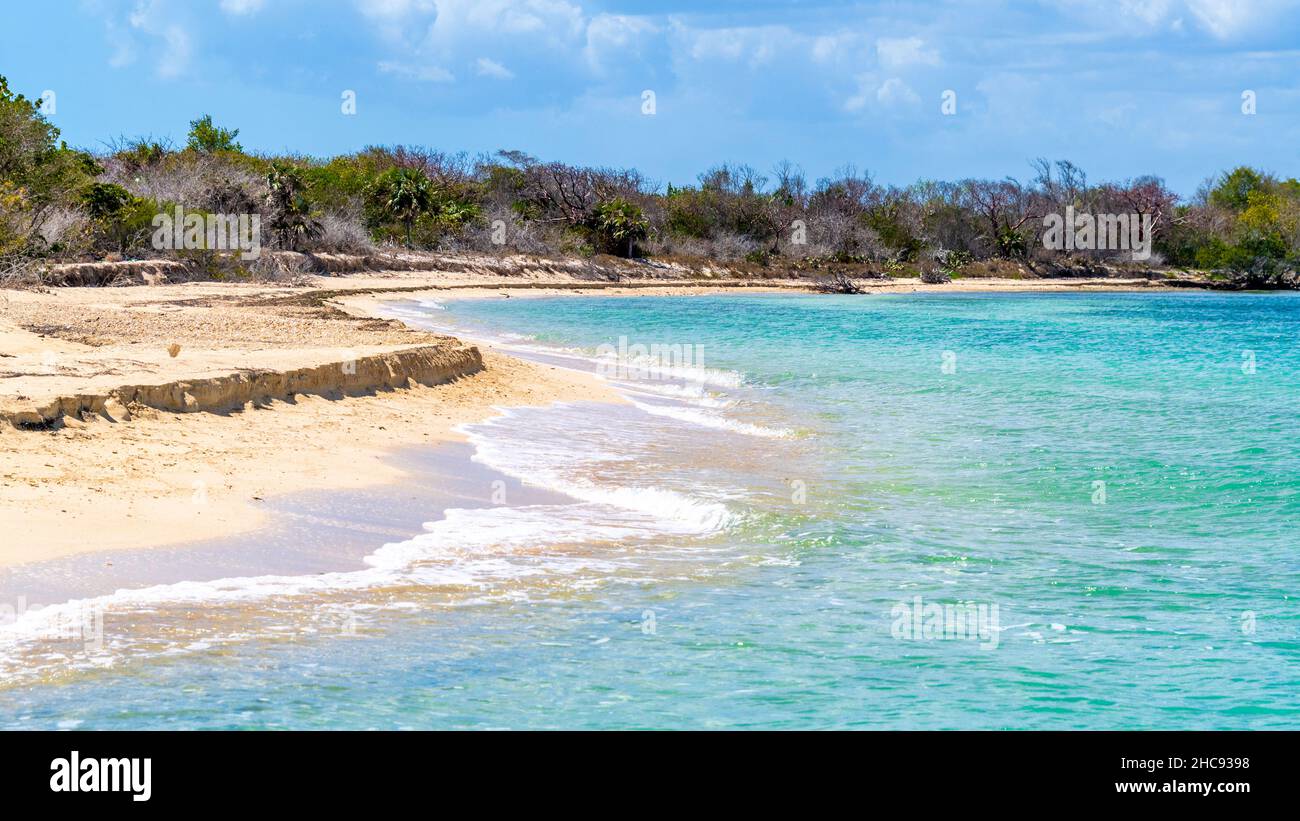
[2, 292, 1298, 729]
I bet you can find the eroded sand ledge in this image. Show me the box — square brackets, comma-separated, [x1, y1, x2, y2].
[1, 343, 483, 430]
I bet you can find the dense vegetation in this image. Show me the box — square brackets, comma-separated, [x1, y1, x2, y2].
[3, 74, 1300, 284]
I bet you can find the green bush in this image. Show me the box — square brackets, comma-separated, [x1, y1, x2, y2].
[79, 182, 155, 255]
[0, 75, 97, 253]
[587, 197, 650, 257]
[365, 167, 433, 247]
[264, 162, 322, 250]
[186, 115, 242, 154]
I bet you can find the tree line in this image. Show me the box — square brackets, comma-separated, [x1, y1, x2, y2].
[4, 76, 1300, 284]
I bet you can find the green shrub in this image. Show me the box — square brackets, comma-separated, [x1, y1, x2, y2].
[587, 197, 650, 257]
[186, 115, 242, 154]
[0, 75, 97, 253]
[365, 167, 433, 247]
[79, 182, 155, 255]
[264, 162, 322, 250]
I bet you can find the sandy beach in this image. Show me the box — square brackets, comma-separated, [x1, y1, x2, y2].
[0, 271, 630, 567]
[0, 264, 1190, 568]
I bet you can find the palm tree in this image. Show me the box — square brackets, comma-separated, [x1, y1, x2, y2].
[588, 197, 650, 257]
[369, 168, 433, 247]
[264, 162, 322, 251]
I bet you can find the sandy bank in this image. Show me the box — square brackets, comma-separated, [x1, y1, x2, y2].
[0, 348, 614, 567]
[0, 338, 483, 429]
[0, 279, 620, 567]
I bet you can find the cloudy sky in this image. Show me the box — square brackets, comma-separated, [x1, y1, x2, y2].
[2, 0, 1299, 193]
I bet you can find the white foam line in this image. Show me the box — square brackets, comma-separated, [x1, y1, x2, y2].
[0, 503, 659, 654]
[461, 407, 736, 534]
[630, 400, 792, 439]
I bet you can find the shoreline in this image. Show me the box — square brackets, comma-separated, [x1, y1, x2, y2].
[0, 282, 776, 677]
[0, 274, 626, 568]
[0, 269, 1272, 571]
[327, 275, 1206, 336]
[329, 274, 1194, 312]
[0, 437, 579, 618]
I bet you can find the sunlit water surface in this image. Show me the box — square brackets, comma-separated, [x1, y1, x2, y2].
[2, 292, 1297, 729]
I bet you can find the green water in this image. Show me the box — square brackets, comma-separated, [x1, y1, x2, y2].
[2, 291, 1296, 729]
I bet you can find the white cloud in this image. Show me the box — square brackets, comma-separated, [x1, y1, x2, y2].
[1044, 0, 1175, 32]
[475, 57, 514, 79]
[684, 28, 741, 61]
[219, 0, 264, 15]
[420, 0, 586, 47]
[354, 0, 438, 46]
[672, 23, 798, 68]
[844, 73, 921, 111]
[358, 0, 590, 80]
[844, 73, 874, 111]
[1044, 0, 1289, 39]
[876, 37, 941, 70]
[584, 14, 658, 71]
[127, 0, 192, 78]
[1185, 0, 1280, 38]
[104, 17, 137, 68]
[1113, 0, 1176, 27]
[876, 77, 920, 107]
[378, 60, 454, 82]
[810, 32, 869, 67]
[355, 0, 436, 19]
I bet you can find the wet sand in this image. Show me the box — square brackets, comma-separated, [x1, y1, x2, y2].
[0, 439, 578, 608]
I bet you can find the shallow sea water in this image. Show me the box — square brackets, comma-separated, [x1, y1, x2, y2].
[2, 291, 1296, 729]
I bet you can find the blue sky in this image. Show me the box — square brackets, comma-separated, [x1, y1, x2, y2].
[2, 0, 1299, 194]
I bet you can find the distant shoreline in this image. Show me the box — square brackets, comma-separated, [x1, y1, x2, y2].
[21, 248, 1253, 292]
